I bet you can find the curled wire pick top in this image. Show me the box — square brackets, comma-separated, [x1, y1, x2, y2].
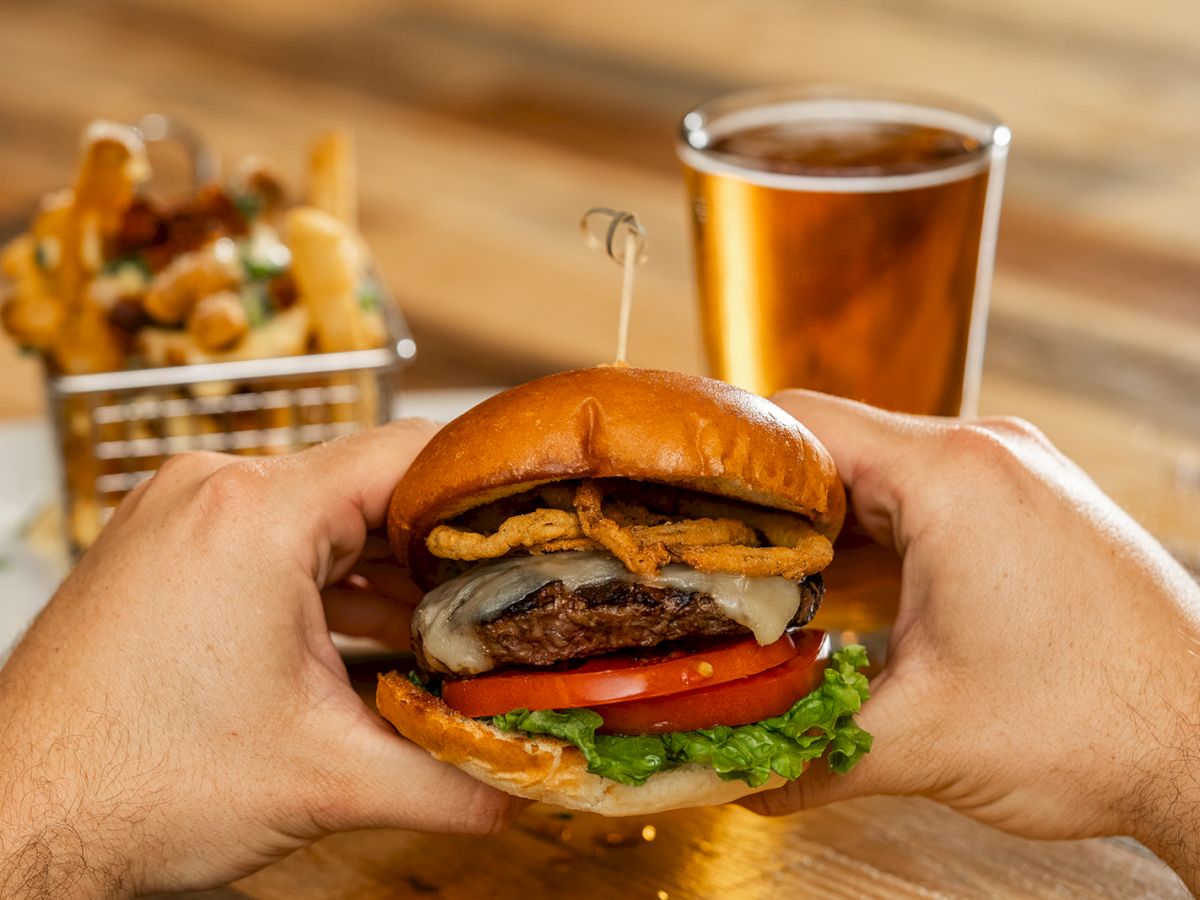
[580, 207, 648, 265]
[580, 208, 647, 365]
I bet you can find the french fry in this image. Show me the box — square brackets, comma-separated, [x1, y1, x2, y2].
[137, 326, 203, 367]
[1, 192, 77, 349]
[307, 129, 356, 226]
[230, 154, 287, 219]
[138, 305, 310, 366]
[53, 122, 147, 373]
[188, 290, 249, 351]
[52, 304, 125, 373]
[286, 207, 372, 352]
[59, 122, 146, 303]
[144, 241, 240, 325]
[0, 235, 64, 348]
[360, 305, 388, 347]
[220, 304, 309, 360]
[30, 190, 74, 266]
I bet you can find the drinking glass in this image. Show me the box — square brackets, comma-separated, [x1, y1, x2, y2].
[678, 85, 1009, 416]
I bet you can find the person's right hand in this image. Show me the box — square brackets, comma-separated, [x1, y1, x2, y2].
[745, 391, 1200, 891]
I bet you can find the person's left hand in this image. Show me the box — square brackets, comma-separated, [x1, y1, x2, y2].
[0, 421, 522, 898]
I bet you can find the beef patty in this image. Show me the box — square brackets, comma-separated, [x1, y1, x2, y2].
[473, 574, 824, 669]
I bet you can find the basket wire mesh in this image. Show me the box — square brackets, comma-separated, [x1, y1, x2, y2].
[47, 330, 414, 555]
[31, 114, 416, 554]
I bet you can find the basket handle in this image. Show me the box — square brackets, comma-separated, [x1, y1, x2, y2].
[133, 113, 219, 187]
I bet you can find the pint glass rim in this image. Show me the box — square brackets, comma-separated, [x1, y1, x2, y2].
[678, 84, 1010, 194]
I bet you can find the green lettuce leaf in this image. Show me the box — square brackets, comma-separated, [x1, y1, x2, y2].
[407, 668, 441, 696]
[486, 644, 872, 787]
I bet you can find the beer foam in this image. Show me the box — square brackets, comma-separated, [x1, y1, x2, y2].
[679, 99, 1006, 194]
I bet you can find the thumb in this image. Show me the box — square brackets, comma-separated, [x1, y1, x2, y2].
[771, 390, 941, 551]
[312, 709, 523, 835]
[260, 418, 440, 586]
[739, 665, 938, 816]
[290, 418, 441, 530]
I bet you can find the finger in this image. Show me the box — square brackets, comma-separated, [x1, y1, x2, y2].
[347, 561, 424, 604]
[107, 450, 234, 525]
[357, 532, 397, 562]
[770, 391, 940, 549]
[322, 579, 417, 650]
[738, 668, 936, 816]
[318, 713, 524, 834]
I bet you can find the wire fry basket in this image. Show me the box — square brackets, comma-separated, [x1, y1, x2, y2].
[14, 114, 419, 556]
[47, 318, 415, 555]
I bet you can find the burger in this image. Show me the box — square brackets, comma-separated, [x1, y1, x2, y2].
[376, 366, 871, 816]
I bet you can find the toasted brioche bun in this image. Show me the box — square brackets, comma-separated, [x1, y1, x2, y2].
[388, 366, 845, 589]
[376, 671, 787, 816]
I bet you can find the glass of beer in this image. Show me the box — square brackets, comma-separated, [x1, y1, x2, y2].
[678, 85, 1010, 416]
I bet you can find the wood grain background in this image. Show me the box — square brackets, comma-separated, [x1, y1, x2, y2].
[2, 1, 1197, 896]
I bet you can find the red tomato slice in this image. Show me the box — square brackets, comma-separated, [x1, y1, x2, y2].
[442, 630, 824, 719]
[597, 632, 831, 734]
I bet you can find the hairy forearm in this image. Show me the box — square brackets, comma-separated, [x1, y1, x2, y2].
[1132, 744, 1200, 895]
[0, 744, 135, 899]
[0, 657, 150, 899]
[0, 818, 129, 899]
[1125, 639, 1200, 896]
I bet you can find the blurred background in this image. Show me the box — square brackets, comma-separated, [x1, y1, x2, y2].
[0, 3, 1197, 542]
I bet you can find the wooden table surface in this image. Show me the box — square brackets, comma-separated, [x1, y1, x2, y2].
[2, 1, 1198, 897]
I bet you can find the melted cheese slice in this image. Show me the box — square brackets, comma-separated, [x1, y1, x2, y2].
[413, 552, 806, 674]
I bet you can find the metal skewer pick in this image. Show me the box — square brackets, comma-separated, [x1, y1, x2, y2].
[580, 208, 647, 366]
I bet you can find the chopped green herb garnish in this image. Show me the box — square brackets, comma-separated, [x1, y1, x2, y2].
[357, 277, 382, 312]
[241, 252, 287, 281]
[239, 287, 274, 328]
[101, 254, 151, 277]
[234, 192, 262, 222]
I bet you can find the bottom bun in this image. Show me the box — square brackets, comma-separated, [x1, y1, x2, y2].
[376, 671, 787, 817]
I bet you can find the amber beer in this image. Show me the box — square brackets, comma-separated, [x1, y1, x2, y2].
[679, 89, 1009, 415]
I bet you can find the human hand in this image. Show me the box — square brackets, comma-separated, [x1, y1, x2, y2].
[744, 391, 1200, 889]
[0, 421, 522, 898]
[321, 532, 423, 652]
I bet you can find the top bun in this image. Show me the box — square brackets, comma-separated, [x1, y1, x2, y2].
[388, 366, 845, 589]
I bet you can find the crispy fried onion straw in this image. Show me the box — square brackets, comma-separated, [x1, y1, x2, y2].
[426, 508, 583, 560]
[425, 480, 832, 579]
[573, 480, 670, 575]
[674, 538, 832, 581]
